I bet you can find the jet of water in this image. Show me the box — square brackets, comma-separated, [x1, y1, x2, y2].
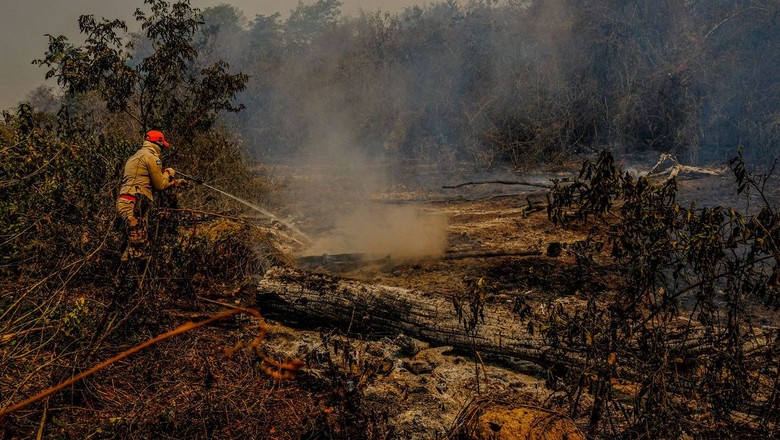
[178, 172, 311, 244]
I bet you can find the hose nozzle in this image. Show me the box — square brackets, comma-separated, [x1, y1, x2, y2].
[176, 171, 204, 185]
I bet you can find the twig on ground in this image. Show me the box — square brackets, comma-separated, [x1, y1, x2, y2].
[443, 180, 552, 189]
[1, 326, 53, 343]
[443, 249, 542, 260]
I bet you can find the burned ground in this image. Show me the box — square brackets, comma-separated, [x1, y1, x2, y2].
[2, 159, 779, 439]
[0, 164, 588, 439]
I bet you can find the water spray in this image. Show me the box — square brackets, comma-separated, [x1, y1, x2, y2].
[176, 171, 311, 244]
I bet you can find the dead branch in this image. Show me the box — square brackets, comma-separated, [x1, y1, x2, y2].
[443, 180, 552, 189]
[645, 153, 726, 181]
[161, 207, 247, 222]
[1, 326, 52, 343]
[443, 249, 542, 260]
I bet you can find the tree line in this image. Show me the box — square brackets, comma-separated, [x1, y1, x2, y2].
[184, 0, 779, 166]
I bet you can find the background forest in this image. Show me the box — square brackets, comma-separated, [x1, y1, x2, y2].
[189, 0, 780, 166]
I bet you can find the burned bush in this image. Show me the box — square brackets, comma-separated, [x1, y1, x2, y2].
[543, 150, 780, 437]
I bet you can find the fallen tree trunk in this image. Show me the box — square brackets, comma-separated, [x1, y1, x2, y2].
[257, 266, 551, 368]
[256, 265, 777, 421]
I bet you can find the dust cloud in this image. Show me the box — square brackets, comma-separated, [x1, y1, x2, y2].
[305, 204, 448, 259]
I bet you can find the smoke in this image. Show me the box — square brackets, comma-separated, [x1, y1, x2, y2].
[305, 204, 448, 258]
[279, 95, 448, 259]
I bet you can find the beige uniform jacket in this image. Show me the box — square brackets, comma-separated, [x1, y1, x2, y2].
[119, 141, 174, 200]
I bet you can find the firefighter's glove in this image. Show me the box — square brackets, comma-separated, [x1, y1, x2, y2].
[164, 167, 176, 179]
[174, 179, 191, 189]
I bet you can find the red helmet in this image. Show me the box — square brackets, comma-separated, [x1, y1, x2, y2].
[145, 130, 169, 148]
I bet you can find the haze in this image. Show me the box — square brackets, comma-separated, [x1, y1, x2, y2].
[0, 0, 427, 110]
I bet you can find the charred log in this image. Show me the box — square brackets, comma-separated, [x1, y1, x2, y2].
[256, 266, 552, 369]
[255, 266, 773, 393]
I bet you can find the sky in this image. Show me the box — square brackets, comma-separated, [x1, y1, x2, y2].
[0, 0, 426, 111]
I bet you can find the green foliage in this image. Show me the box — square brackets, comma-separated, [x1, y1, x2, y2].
[285, 0, 343, 50]
[34, 0, 248, 136]
[34, 17, 135, 113]
[0, 104, 134, 275]
[248, 13, 284, 61]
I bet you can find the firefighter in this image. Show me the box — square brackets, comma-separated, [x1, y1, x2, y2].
[116, 130, 188, 261]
